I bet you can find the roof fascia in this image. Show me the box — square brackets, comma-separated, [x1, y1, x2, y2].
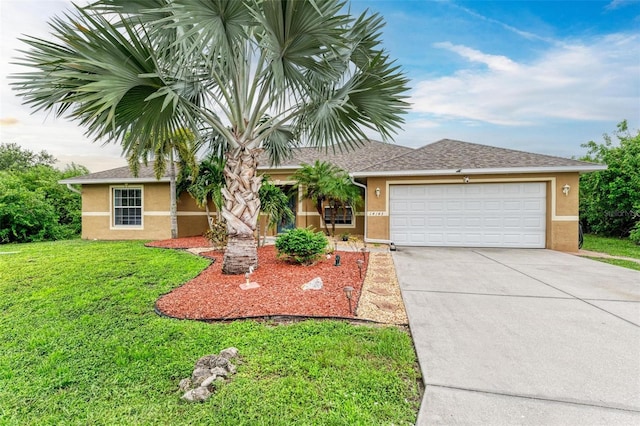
[58, 177, 171, 185]
[351, 164, 607, 178]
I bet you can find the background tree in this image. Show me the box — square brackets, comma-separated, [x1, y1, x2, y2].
[258, 177, 295, 247]
[13, 0, 409, 273]
[0, 144, 88, 243]
[292, 161, 362, 237]
[125, 128, 197, 239]
[0, 142, 55, 171]
[579, 120, 640, 241]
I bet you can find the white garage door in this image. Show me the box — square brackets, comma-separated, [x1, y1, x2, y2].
[389, 183, 546, 248]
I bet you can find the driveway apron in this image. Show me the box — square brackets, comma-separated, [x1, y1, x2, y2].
[393, 247, 640, 425]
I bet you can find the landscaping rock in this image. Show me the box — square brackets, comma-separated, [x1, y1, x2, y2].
[219, 347, 239, 359]
[179, 347, 240, 403]
[178, 378, 192, 392]
[302, 276, 323, 290]
[182, 386, 212, 403]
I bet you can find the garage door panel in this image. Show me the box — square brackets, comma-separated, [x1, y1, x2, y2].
[390, 183, 546, 248]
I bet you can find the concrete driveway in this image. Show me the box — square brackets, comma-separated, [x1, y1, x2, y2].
[393, 247, 640, 425]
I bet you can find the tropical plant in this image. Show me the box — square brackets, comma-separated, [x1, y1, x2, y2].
[580, 120, 640, 239]
[292, 161, 363, 236]
[12, 0, 409, 273]
[125, 128, 197, 239]
[258, 176, 295, 246]
[177, 154, 226, 230]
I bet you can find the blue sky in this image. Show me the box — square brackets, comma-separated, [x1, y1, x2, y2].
[1, 0, 639, 172]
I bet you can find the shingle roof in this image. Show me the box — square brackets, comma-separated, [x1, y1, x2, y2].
[356, 139, 603, 174]
[257, 139, 414, 172]
[61, 139, 604, 184]
[60, 162, 171, 184]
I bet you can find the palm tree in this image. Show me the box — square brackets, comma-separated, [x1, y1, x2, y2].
[177, 155, 226, 230]
[12, 0, 409, 274]
[258, 177, 295, 247]
[292, 161, 362, 237]
[125, 128, 197, 239]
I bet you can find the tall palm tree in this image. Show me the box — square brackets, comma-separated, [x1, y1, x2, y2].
[125, 128, 197, 239]
[292, 160, 362, 237]
[12, 0, 409, 274]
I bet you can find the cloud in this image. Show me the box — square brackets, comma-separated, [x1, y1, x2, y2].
[410, 33, 640, 126]
[0, 117, 19, 126]
[605, 0, 640, 10]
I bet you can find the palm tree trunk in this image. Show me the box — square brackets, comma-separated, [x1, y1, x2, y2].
[221, 147, 262, 274]
[169, 151, 178, 239]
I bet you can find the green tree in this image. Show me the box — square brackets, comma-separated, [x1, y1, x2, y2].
[258, 177, 295, 247]
[580, 120, 640, 239]
[0, 146, 88, 243]
[292, 161, 362, 237]
[125, 128, 197, 239]
[0, 142, 55, 171]
[13, 0, 409, 273]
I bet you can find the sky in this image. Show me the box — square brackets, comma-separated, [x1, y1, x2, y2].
[1, 0, 639, 172]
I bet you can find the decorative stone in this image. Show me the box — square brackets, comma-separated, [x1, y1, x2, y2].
[200, 375, 218, 388]
[178, 378, 192, 392]
[219, 347, 239, 359]
[302, 277, 323, 290]
[179, 347, 240, 403]
[368, 286, 392, 296]
[181, 386, 212, 402]
[240, 282, 260, 290]
[192, 367, 211, 383]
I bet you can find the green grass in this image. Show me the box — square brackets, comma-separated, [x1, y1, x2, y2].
[581, 234, 640, 271]
[0, 240, 421, 425]
[582, 234, 640, 259]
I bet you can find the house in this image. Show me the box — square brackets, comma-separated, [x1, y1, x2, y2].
[60, 139, 605, 252]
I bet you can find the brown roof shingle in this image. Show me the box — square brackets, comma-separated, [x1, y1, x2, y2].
[357, 139, 601, 172]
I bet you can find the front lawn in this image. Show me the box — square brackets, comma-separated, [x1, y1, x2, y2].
[581, 234, 640, 271]
[0, 240, 421, 425]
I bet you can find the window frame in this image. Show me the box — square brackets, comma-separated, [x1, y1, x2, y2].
[110, 185, 144, 229]
[323, 205, 354, 227]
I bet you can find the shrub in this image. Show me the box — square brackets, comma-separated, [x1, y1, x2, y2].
[275, 228, 328, 265]
[630, 222, 640, 245]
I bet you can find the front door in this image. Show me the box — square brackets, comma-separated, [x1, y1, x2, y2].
[277, 186, 297, 233]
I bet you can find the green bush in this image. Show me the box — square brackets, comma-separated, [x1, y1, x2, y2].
[275, 228, 328, 265]
[630, 222, 640, 245]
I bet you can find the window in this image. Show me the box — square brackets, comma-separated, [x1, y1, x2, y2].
[324, 206, 353, 226]
[113, 187, 142, 227]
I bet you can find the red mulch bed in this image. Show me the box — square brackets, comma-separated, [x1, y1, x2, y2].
[148, 238, 367, 321]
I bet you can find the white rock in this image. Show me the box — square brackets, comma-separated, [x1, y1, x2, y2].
[302, 276, 323, 290]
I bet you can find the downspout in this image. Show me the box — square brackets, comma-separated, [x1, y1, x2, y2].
[349, 175, 393, 245]
[66, 183, 81, 195]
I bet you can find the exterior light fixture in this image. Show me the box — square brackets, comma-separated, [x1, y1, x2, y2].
[562, 184, 570, 196]
[375, 187, 381, 198]
[356, 259, 364, 279]
[343, 286, 354, 314]
[334, 254, 341, 267]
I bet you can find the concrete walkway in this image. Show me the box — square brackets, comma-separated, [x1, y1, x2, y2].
[393, 247, 640, 425]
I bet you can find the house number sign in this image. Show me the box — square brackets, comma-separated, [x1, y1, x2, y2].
[367, 211, 387, 216]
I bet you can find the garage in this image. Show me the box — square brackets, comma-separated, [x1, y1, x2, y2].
[389, 182, 546, 248]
